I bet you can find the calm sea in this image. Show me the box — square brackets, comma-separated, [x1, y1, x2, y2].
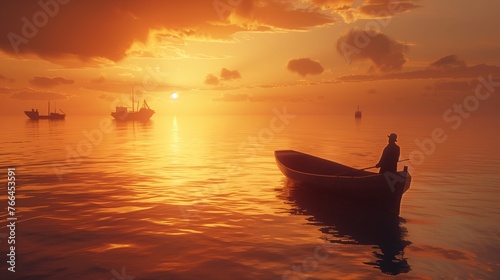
[0, 112, 499, 279]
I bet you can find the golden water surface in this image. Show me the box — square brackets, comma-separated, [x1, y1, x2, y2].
[0, 113, 499, 279]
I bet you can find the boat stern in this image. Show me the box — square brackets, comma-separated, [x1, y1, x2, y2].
[401, 166, 412, 193]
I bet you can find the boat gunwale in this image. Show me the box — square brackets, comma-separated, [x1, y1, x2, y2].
[275, 150, 385, 180]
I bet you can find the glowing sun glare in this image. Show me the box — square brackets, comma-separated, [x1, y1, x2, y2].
[171, 92, 179, 100]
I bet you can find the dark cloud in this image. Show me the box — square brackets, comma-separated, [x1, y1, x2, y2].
[287, 58, 325, 76]
[0, 0, 335, 63]
[204, 74, 220, 86]
[430, 55, 466, 69]
[205, 68, 241, 85]
[220, 68, 241, 81]
[10, 88, 68, 100]
[29, 76, 75, 88]
[337, 28, 408, 72]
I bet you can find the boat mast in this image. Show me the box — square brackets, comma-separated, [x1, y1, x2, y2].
[48, 101, 50, 115]
[132, 92, 135, 113]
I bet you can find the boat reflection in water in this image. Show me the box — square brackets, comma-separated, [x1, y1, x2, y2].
[282, 179, 412, 275]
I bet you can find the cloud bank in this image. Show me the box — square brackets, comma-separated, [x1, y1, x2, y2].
[0, 0, 336, 63]
[429, 55, 466, 70]
[29, 76, 75, 88]
[10, 88, 68, 100]
[337, 55, 500, 82]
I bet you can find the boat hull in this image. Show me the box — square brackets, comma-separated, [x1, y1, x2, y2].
[24, 111, 65, 120]
[111, 108, 155, 121]
[275, 150, 411, 215]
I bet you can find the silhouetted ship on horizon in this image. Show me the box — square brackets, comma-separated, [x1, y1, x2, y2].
[111, 96, 155, 121]
[25, 101, 66, 120]
[355, 106, 362, 118]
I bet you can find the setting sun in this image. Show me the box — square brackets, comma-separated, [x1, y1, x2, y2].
[171, 92, 179, 100]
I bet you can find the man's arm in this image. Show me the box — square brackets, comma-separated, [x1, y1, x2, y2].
[376, 147, 387, 167]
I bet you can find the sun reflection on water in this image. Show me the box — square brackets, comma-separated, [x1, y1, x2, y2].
[0, 114, 498, 279]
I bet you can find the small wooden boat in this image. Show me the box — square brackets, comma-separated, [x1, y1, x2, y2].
[275, 150, 411, 215]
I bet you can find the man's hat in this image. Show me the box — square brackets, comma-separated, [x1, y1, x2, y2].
[388, 133, 398, 142]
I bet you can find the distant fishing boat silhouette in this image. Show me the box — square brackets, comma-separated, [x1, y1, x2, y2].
[111, 93, 155, 121]
[24, 101, 66, 120]
[355, 105, 362, 118]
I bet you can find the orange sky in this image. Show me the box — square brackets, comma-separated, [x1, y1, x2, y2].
[0, 0, 499, 116]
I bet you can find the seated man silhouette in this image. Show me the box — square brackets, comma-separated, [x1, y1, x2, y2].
[376, 133, 400, 173]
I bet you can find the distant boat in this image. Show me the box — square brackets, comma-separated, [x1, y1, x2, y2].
[355, 105, 362, 118]
[274, 150, 411, 215]
[111, 95, 155, 121]
[24, 101, 66, 120]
